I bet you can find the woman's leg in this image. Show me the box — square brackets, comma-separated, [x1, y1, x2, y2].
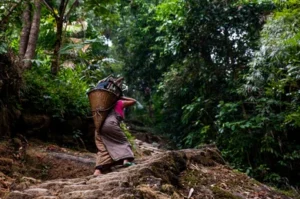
[93, 168, 102, 176]
[93, 165, 102, 176]
[94, 164, 114, 175]
[94, 130, 114, 175]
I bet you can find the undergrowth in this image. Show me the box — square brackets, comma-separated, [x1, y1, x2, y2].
[22, 64, 90, 118]
[120, 122, 136, 152]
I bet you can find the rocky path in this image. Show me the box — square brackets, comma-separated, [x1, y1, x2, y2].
[4, 139, 298, 199]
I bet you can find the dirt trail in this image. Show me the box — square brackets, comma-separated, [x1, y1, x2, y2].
[2, 138, 298, 199]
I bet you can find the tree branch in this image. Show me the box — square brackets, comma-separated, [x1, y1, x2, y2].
[42, 0, 58, 20]
[58, 0, 66, 19]
[65, 0, 79, 22]
[62, 0, 70, 17]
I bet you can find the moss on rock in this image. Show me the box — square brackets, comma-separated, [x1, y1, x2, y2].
[211, 186, 242, 199]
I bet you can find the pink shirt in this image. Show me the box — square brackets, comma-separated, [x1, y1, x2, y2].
[114, 100, 124, 118]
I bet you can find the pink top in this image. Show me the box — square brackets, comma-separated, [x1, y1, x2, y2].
[114, 100, 124, 118]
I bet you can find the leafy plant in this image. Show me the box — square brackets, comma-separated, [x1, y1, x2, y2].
[120, 122, 136, 151]
[22, 62, 90, 118]
[215, 2, 300, 187]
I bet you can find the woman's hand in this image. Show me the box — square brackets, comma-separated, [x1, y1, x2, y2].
[120, 96, 136, 108]
[120, 96, 136, 101]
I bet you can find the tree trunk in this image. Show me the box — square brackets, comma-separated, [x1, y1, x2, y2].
[51, 18, 63, 75]
[19, 0, 32, 58]
[23, 0, 41, 69]
[51, 0, 66, 75]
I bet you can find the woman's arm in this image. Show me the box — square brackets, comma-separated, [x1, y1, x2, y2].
[120, 96, 136, 108]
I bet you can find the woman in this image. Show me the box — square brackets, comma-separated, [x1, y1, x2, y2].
[93, 96, 136, 176]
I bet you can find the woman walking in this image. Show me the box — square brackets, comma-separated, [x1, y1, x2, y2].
[93, 96, 136, 176]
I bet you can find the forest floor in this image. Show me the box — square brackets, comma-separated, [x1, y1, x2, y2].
[0, 131, 299, 199]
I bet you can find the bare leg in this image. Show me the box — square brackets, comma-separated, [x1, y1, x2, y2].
[93, 169, 102, 176]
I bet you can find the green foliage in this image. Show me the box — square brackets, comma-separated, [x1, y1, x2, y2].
[2, 0, 300, 189]
[120, 122, 136, 151]
[22, 63, 89, 118]
[111, 0, 300, 188]
[0, 43, 7, 54]
[215, 3, 300, 187]
[151, 0, 274, 148]
[155, 0, 185, 56]
[38, 14, 56, 50]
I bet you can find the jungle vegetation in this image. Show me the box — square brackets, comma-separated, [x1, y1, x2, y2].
[0, 0, 299, 189]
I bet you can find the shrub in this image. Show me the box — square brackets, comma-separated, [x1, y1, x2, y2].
[22, 64, 89, 118]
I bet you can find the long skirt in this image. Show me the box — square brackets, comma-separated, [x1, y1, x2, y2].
[95, 110, 134, 170]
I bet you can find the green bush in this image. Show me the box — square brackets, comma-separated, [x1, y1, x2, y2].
[120, 122, 136, 152]
[22, 64, 90, 118]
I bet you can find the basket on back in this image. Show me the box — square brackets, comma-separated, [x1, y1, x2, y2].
[87, 77, 123, 131]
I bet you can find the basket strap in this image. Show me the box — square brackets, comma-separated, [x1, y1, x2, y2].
[92, 101, 117, 115]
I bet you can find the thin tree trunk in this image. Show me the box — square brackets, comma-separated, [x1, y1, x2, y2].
[51, 0, 66, 75]
[19, 0, 32, 58]
[23, 0, 41, 69]
[51, 18, 63, 75]
[50, 0, 81, 75]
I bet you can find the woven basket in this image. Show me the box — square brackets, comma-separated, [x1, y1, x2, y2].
[87, 88, 119, 131]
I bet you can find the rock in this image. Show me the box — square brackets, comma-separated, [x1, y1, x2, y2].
[59, 189, 105, 199]
[39, 181, 73, 192]
[3, 142, 297, 199]
[135, 184, 170, 199]
[61, 185, 100, 194]
[6, 190, 32, 199]
[21, 177, 41, 184]
[161, 184, 175, 194]
[14, 177, 41, 191]
[24, 188, 50, 197]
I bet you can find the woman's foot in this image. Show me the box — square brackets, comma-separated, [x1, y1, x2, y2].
[123, 159, 129, 165]
[93, 169, 101, 176]
[123, 159, 135, 167]
[123, 162, 135, 167]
